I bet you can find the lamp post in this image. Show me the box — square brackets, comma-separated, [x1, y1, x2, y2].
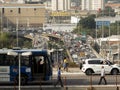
[16, 18, 19, 47]
[1, 7, 2, 34]
[27, 18, 29, 28]
[95, 21, 97, 40]
[18, 53, 21, 90]
[117, 21, 120, 61]
[108, 22, 111, 60]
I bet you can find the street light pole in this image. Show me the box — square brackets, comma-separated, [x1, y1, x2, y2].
[117, 21, 120, 62]
[1, 7, 2, 34]
[27, 18, 29, 28]
[18, 53, 21, 90]
[108, 22, 111, 60]
[95, 22, 97, 40]
[16, 18, 19, 47]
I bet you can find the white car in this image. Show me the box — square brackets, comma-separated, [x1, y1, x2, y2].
[81, 58, 120, 75]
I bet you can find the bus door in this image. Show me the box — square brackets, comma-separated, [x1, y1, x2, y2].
[31, 56, 45, 80]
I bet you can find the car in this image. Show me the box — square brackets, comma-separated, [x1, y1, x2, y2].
[81, 58, 120, 75]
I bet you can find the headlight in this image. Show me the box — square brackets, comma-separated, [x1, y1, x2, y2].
[26, 68, 31, 72]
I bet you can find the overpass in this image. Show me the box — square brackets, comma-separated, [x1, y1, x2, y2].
[42, 33, 73, 62]
[25, 33, 73, 62]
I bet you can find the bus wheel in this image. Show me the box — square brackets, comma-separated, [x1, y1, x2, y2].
[16, 74, 28, 85]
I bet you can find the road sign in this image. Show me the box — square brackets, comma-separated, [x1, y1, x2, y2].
[96, 21, 110, 26]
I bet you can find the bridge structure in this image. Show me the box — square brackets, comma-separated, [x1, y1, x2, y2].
[24, 33, 73, 62]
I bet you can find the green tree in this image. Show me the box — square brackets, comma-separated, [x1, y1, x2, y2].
[0, 32, 9, 48]
[79, 15, 96, 29]
[0, 32, 32, 48]
[73, 15, 96, 37]
[96, 21, 120, 38]
[98, 6, 116, 17]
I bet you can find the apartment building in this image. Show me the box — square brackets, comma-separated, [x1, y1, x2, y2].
[51, 0, 71, 11]
[81, 0, 105, 11]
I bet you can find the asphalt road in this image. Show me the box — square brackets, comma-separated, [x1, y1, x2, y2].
[0, 68, 120, 90]
[52, 68, 120, 86]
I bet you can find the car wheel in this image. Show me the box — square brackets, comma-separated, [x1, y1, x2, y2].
[85, 69, 92, 75]
[112, 69, 118, 75]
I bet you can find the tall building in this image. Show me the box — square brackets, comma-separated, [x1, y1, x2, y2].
[81, 0, 105, 11]
[51, 0, 71, 11]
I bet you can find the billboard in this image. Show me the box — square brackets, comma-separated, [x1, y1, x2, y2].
[51, 11, 71, 16]
[96, 21, 110, 26]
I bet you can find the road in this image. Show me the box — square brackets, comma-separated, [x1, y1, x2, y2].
[0, 68, 120, 90]
[52, 68, 120, 86]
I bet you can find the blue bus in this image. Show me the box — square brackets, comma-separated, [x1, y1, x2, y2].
[0, 48, 52, 85]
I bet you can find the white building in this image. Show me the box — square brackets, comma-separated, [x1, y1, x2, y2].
[17, 0, 24, 3]
[51, 0, 58, 11]
[51, 0, 71, 11]
[43, 23, 76, 32]
[81, 0, 105, 11]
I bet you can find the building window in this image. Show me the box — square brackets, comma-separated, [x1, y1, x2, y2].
[34, 8, 36, 11]
[18, 8, 21, 14]
[10, 10, 13, 12]
[2, 8, 4, 14]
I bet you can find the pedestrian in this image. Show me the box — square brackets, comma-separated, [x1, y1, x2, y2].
[54, 67, 63, 87]
[98, 66, 107, 85]
[63, 57, 69, 72]
[63, 57, 66, 70]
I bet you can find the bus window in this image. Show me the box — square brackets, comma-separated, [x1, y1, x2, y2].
[6, 55, 14, 65]
[21, 56, 30, 66]
[0, 55, 4, 65]
[0, 54, 16, 66]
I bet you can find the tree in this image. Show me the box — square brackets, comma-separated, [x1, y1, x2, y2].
[0, 32, 9, 48]
[98, 6, 116, 17]
[73, 15, 96, 37]
[79, 15, 96, 29]
[0, 32, 32, 48]
[96, 21, 120, 38]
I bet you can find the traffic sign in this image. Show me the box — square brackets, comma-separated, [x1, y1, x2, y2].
[96, 21, 110, 26]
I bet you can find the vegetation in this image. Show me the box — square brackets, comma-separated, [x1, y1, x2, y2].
[79, 15, 96, 29]
[0, 32, 32, 48]
[72, 15, 96, 38]
[97, 6, 116, 17]
[96, 21, 120, 38]
[73, 14, 120, 38]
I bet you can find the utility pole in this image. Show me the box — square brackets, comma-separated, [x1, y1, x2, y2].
[1, 7, 3, 35]
[16, 18, 19, 47]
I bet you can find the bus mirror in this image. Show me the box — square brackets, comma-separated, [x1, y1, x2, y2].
[21, 52, 32, 56]
[48, 49, 54, 55]
[7, 51, 18, 56]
